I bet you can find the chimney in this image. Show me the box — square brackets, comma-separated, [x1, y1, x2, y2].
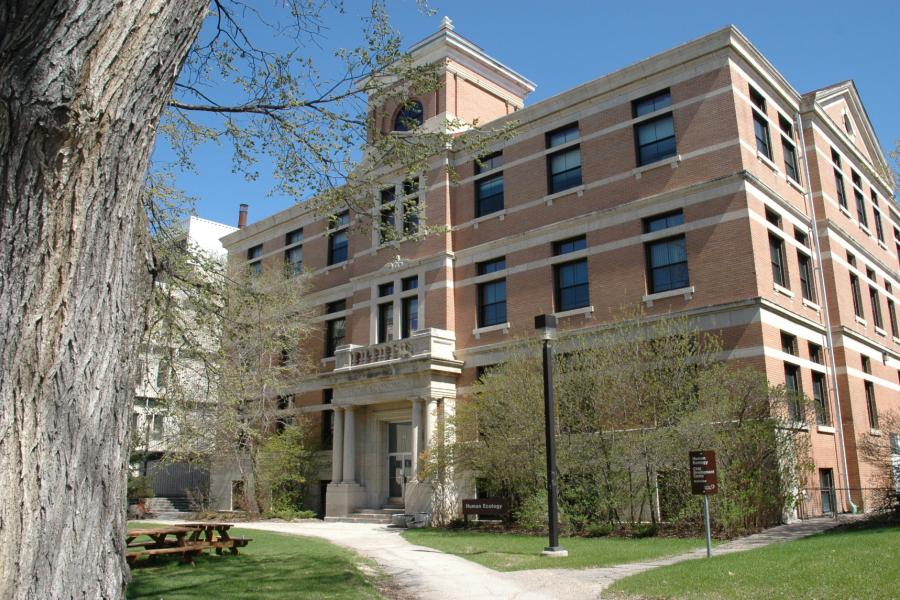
[238, 203, 248, 229]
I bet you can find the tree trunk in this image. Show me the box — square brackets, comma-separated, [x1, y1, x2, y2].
[0, 2, 207, 598]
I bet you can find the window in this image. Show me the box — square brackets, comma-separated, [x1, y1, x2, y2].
[769, 233, 788, 288]
[633, 89, 676, 166]
[887, 283, 899, 337]
[798, 251, 815, 302]
[784, 364, 803, 422]
[401, 276, 418, 291]
[285, 245, 303, 274]
[156, 359, 171, 388]
[779, 114, 799, 181]
[327, 211, 349, 265]
[248, 244, 262, 274]
[834, 169, 848, 210]
[377, 302, 394, 343]
[865, 381, 879, 430]
[401, 296, 418, 338]
[285, 228, 304, 245]
[749, 86, 771, 159]
[644, 211, 688, 294]
[862, 355, 871, 374]
[765, 209, 781, 227]
[379, 204, 396, 244]
[553, 237, 588, 312]
[321, 389, 334, 446]
[476, 174, 504, 217]
[547, 123, 582, 193]
[852, 172, 868, 227]
[402, 193, 419, 235]
[808, 342, 823, 364]
[781, 332, 798, 356]
[394, 99, 423, 131]
[151, 414, 165, 441]
[476, 152, 503, 173]
[325, 316, 345, 357]
[378, 282, 394, 297]
[850, 272, 864, 318]
[872, 193, 885, 242]
[477, 257, 507, 327]
[403, 177, 419, 196]
[812, 373, 830, 426]
[870, 284, 884, 330]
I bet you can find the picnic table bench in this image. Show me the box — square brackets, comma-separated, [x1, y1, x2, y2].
[126, 523, 252, 566]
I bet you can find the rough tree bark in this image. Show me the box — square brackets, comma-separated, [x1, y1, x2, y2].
[0, 2, 207, 598]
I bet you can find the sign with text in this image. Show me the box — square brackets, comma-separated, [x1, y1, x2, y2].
[462, 498, 509, 516]
[690, 450, 718, 495]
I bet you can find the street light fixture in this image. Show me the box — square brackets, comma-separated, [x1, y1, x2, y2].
[534, 314, 567, 557]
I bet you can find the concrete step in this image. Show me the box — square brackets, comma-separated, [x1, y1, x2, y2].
[354, 507, 405, 515]
[152, 510, 195, 520]
[325, 515, 393, 524]
[145, 496, 191, 511]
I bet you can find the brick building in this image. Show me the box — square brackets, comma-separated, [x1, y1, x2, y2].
[218, 21, 900, 519]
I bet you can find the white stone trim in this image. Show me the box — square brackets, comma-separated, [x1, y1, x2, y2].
[642, 286, 695, 307]
[472, 322, 511, 339]
[774, 283, 795, 299]
[553, 305, 594, 320]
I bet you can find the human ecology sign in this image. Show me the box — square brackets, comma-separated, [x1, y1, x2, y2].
[690, 450, 718, 495]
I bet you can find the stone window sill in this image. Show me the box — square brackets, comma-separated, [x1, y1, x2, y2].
[633, 154, 681, 179]
[875, 327, 887, 337]
[870, 429, 882, 437]
[855, 315, 867, 326]
[802, 298, 820, 311]
[839, 205, 853, 219]
[859, 224, 872, 237]
[877, 240, 889, 252]
[545, 184, 585, 206]
[473, 322, 510, 339]
[554, 305, 594, 320]
[774, 283, 795, 299]
[787, 177, 805, 193]
[757, 151, 779, 174]
[642, 285, 695, 307]
[893, 336, 900, 345]
[816, 425, 836, 434]
[473, 209, 507, 228]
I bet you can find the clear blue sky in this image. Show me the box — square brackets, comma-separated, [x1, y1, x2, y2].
[157, 0, 899, 227]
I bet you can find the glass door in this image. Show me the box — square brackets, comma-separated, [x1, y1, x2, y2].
[387, 422, 412, 500]
[819, 469, 836, 515]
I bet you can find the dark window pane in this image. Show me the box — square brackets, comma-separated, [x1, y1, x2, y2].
[644, 210, 684, 233]
[636, 114, 676, 166]
[394, 100, 423, 131]
[478, 257, 506, 275]
[548, 147, 582, 193]
[547, 123, 579, 148]
[647, 236, 689, 293]
[555, 259, 589, 311]
[633, 90, 672, 117]
[476, 174, 504, 216]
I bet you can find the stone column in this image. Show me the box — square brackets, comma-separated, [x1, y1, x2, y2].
[342, 405, 356, 483]
[424, 398, 438, 451]
[411, 399, 423, 477]
[331, 407, 343, 484]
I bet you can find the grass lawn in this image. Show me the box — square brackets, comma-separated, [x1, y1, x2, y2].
[401, 528, 702, 571]
[126, 524, 382, 599]
[608, 521, 900, 599]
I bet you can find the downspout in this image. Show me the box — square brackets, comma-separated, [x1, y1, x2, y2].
[794, 110, 857, 513]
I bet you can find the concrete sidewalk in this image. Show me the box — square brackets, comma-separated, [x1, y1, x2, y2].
[214, 516, 851, 599]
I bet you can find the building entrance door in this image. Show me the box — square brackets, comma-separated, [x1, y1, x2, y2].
[387, 422, 412, 501]
[819, 469, 836, 515]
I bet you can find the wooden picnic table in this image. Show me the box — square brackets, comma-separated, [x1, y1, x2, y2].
[126, 526, 207, 566]
[182, 522, 252, 555]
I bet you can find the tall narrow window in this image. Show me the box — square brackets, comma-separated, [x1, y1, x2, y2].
[284, 228, 303, 274]
[547, 123, 581, 194]
[402, 192, 419, 235]
[870, 283, 884, 330]
[852, 171, 868, 227]
[553, 236, 589, 312]
[324, 300, 346, 358]
[401, 296, 418, 339]
[798, 251, 815, 302]
[872, 192, 885, 242]
[779, 114, 799, 181]
[379, 205, 396, 244]
[328, 211, 350, 265]
[394, 99, 423, 131]
[477, 257, 507, 327]
[812, 372, 830, 426]
[633, 89, 676, 166]
[784, 363, 803, 422]
[377, 302, 394, 343]
[865, 381, 879, 430]
[749, 86, 771, 159]
[644, 211, 689, 294]
[887, 283, 899, 338]
[321, 389, 334, 446]
[247, 244, 263, 275]
[476, 174, 504, 217]
[769, 233, 788, 288]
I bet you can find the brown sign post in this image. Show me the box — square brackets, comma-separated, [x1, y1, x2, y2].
[690, 450, 718, 496]
[689, 450, 717, 557]
[462, 498, 509, 527]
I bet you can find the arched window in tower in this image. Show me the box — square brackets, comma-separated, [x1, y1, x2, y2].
[393, 99, 424, 131]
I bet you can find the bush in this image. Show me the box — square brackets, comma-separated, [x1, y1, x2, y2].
[263, 508, 317, 521]
[127, 475, 154, 501]
[514, 493, 568, 533]
[631, 523, 659, 538]
[585, 523, 614, 537]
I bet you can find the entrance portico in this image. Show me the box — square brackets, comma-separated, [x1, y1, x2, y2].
[323, 329, 461, 518]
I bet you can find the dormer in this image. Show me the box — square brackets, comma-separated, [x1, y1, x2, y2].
[372, 17, 535, 136]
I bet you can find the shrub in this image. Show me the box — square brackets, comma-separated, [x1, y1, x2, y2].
[585, 523, 614, 537]
[514, 493, 568, 533]
[263, 508, 317, 521]
[127, 475, 154, 501]
[631, 523, 659, 538]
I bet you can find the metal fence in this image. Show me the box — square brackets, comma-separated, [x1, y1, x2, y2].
[796, 487, 899, 519]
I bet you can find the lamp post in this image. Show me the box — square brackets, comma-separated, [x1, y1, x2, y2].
[534, 314, 567, 557]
